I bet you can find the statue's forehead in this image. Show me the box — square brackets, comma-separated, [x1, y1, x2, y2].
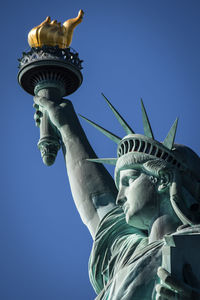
[118, 165, 143, 174]
[118, 168, 142, 179]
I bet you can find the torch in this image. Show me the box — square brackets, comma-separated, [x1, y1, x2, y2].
[18, 10, 84, 166]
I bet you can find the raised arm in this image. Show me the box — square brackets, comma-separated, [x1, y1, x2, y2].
[34, 96, 117, 238]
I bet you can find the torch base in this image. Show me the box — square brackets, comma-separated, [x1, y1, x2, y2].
[17, 46, 83, 97]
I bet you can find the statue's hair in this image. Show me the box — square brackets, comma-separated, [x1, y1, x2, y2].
[142, 159, 170, 177]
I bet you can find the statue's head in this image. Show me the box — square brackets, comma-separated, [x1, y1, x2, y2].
[81, 94, 200, 228]
[114, 141, 200, 229]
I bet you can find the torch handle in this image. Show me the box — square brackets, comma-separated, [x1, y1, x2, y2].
[35, 86, 62, 166]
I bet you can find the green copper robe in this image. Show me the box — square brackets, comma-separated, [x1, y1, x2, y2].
[89, 208, 164, 300]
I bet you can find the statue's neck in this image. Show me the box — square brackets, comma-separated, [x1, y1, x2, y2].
[148, 214, 180, 244]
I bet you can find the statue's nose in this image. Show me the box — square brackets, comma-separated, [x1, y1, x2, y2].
[116, 189, 127, 207]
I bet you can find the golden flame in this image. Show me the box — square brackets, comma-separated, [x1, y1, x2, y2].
[28, 10, 84, 49]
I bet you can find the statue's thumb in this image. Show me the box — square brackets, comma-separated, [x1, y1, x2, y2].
[34, 95, 54, 110]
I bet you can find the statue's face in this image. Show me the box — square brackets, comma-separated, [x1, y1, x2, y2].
[116, 168, 158, 230]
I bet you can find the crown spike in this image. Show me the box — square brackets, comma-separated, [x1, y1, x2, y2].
[79, 114, 121, 144]
[140, 99, 154, 139]
[101, 93, 135, 135]
[87, 158, 117, 165]
[163, 118, 178, 150]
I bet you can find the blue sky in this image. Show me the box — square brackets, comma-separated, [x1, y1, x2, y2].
[1, 1, 200, 299]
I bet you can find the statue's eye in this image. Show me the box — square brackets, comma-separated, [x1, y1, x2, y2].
[127, 171, 141, 185]
[120, 170, 140, 187]
[128, 177, 137, 185]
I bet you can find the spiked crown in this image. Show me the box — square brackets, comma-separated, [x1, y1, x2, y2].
[79, 94, 200, 185]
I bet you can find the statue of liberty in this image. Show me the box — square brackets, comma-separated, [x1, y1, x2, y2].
[19, 11, 200, 300]
[33, 93, 200, 299]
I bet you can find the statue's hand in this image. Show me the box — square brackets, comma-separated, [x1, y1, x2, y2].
[156, 266, 200, 299]
[33, 96, 72, 129]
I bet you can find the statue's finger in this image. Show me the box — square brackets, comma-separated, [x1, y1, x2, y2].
[34, 113, 41, 126]
[156, 284, 189, 300]
[35, 119, 40, 127]
[36, 122, 40, 127]
[34, 95, 55, 109]
[34, 113, 40, 121]
[35, 110, 43, 118]
[33, 103, 39, 110]
[156, 284, 176, 299]
[157, 267, 191, 297]
[34, 95, 45, 107]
